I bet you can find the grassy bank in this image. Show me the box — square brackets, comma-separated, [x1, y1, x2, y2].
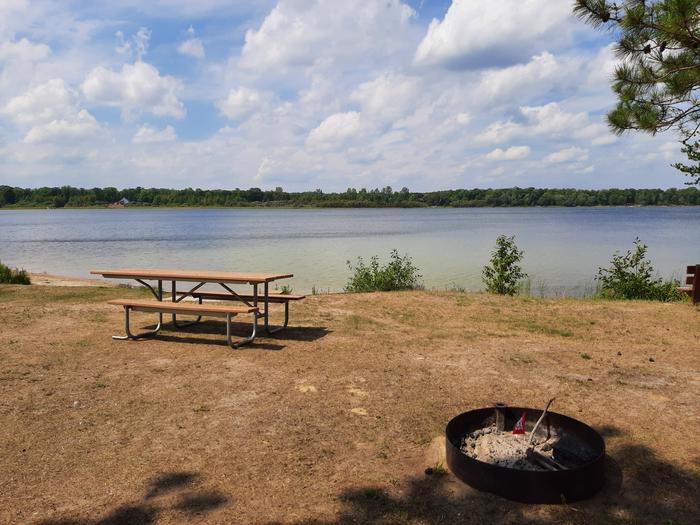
[0, 284, 698, 524]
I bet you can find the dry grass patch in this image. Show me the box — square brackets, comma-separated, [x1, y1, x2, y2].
[0, 285, 698, 524]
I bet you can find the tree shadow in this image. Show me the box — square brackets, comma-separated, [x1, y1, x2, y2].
[36, 471, 228, 525]
[595, 425, 624, 438]
[144, 472, 198, 499]
[263, 428, 698, 525]
[173, 492, 229, 515]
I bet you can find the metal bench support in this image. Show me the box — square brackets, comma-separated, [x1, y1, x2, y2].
[112, 305, 257, 348]
[227, 312, 258, 348]
[265, 300, 289, 334]
[112, 306, 162, 340]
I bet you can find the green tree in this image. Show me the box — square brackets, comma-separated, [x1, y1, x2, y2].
[482, 235, 527, 296]
[574, 0, 700, 185]
[596, 238, 686, 300]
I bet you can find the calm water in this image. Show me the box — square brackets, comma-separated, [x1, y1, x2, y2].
[1, 207, 698, 294]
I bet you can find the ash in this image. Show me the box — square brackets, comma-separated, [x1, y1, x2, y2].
[461, 425, 555, 471]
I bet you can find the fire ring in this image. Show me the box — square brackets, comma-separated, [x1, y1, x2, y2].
[445, 406, 605, 503]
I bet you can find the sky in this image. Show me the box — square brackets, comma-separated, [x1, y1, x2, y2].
[0, 0, 692, 191]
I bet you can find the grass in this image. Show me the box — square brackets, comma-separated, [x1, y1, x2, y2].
[425, 462, 448, 476]
[510, 319, 574, 338]
[0, 284, 698, 524]
[0, 261, 30, 285]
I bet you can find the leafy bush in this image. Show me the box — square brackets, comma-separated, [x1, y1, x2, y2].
[482, 235, 527, 295]
[0, 261, 31, 285]
[345, 249, 422, 292]
[596, 238, 686, 301]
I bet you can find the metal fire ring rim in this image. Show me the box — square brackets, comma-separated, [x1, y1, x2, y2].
[447, 407, 605, 471]
[445, 406, 606, 503]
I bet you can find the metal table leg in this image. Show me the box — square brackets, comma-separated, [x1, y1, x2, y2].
[226, 311, 257, 348]
[171, 280, 202, 328]
[112, 305, 162, 340]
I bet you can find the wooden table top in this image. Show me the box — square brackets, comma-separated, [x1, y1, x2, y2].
[91, 268, 293, 284]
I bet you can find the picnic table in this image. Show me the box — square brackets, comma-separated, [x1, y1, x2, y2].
[91, 268, 303, 348]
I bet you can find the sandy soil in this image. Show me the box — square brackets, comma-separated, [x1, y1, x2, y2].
[0, 284, 698, 524]
[28, 273, 118, 288]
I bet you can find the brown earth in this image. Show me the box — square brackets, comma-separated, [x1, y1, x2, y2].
[0, 284, 698, 524]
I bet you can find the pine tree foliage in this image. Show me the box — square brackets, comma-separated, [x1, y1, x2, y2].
[574, 0, 700, 184]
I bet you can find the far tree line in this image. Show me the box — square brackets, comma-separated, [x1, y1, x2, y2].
[1, 185, 699, 208]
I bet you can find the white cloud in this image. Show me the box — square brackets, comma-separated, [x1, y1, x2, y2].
[24, 110, 100, 144]
[3, 79, 78, 127]
[485, 146, 531, 161]
[476, 103, 617, 146]
[240, 0, 417, 71]
[474, 120, 521, 145]
[0, 0, 688, 190]
[476, 52, 560, 104]
[351, 73, 420, 125]
[456, 113, 471, 125]
[114, 27, 151, 60]
[81, 61, 185, 119]
[591, 132, 617, 146]
[2, 79, 103, 144]
[178, 38, 205, 59]
[0, 38, 50, 62]
[133, 124, 177, 143]
[544, 146, 589, 164]
[178, 26, 205, 59]
[219, 86, 267, 121]
[307, 111, 361, 148]
[414, 0, 572, 69]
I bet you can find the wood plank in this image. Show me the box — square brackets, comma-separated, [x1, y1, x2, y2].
[182, 291, 305, 302]
[687, 265, 699, 274]
[107, 299, 257, 317]
[92, 268, 293, 283]
[687, 276, 695, 285]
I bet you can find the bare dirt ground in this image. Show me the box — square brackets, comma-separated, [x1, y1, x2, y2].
[28, 273, 118, 288]
[0, 284, 698, 524]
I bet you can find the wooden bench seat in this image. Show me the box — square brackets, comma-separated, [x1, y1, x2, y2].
[678, 264, 700, 304]
[175, 291, 305, 333]
[107, 299, 258, 348]
[108, 299, 257, 316]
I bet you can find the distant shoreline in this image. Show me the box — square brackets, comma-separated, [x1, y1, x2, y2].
[2, 185, 699, 208]
[2, 203, 700, 210]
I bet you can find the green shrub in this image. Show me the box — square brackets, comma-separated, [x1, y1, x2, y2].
[596, 238, 686, 302]
[482, 235, 527, 295]
[345, 249, 422, 292]
[0, 261, 31, 285]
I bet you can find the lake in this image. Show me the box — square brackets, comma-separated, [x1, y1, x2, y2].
[1, 207, 698, 295]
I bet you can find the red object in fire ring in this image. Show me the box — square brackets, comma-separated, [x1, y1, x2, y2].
[513, 412, 527, 434]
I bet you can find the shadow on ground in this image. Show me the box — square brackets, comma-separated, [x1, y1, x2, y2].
[34, 437, 698, 524]
[261, 433, 698, 525]
[129, 319, 330, 350]
[37, 471, 228, 525]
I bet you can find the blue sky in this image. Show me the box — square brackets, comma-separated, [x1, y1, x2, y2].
[0, 0, 690, 190]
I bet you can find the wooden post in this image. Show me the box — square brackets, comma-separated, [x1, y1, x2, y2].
[693, 265, 700, 305]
